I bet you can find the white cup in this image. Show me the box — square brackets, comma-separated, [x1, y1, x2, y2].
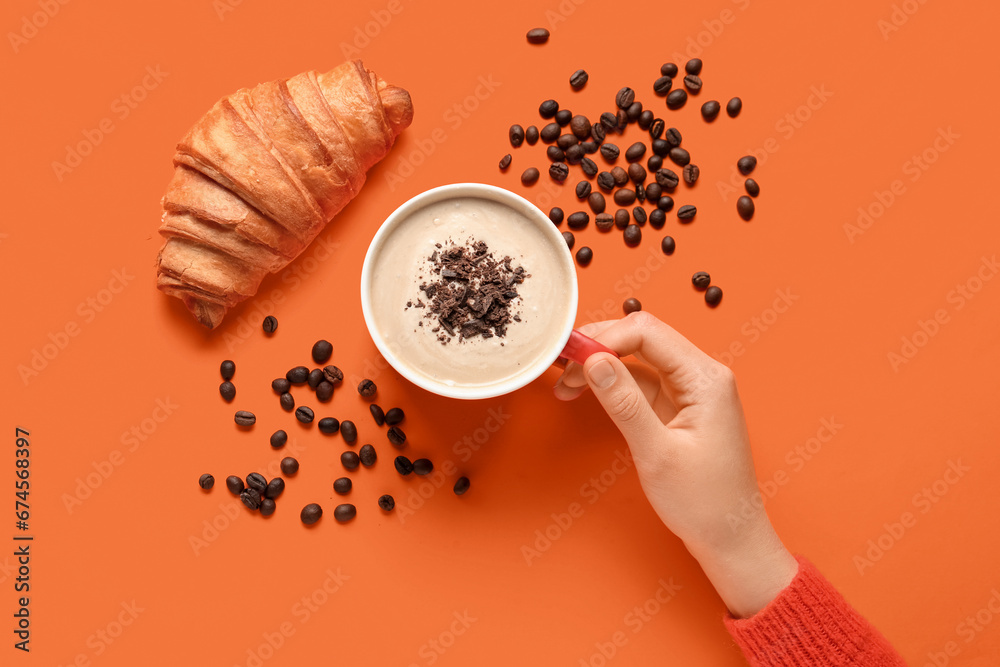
[360, 183, 615, 400]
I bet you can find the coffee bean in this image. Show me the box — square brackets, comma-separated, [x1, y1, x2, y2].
[226, 475, 244, 494]
[661, 62, 678, 77]
[546, 146, 565, 162]
[387, 426, 406, 447]
[262, 315, 278, 334]
[655, 168, 679, 190]
[701, 100, 721, 121]
[556, 109, 572, 128]
[726, 97, 742, 117]
[623, 224, 641, 246]
[295, 406, 314, 424]
[281, 457, 299, 475]
[322, 365, 343, 384]
[737, 195, 755, 220]
[521, 167, 540, 186]
[334, 504, 357, 522]
[319, 417, 340, 434]
[413, 458, 434, 475]
[220, 359, 235, 381]
[661, 235, 676, 254]
[219, 382, 236, 402]
[311, 339, 333, 364]
[341, 451, 360, 470]
[384, 407, 404, 425]
[625, 142, 646, 162]
[358, 379, 377, 398]
[570, 69, 589, 89]
[633, 207, 647, 226]
[595, 213, 615, 231]
[669, 148, 690, 167]
[648, 120, 665, 141]
[394, 456, 414, 476]
[360, 444, 377, 467]
[628, 163, 646, 183]
[333, 477, 352, 495]
[616, 109, 628, 131]
[315, 382, 334, 403]
[596, 112, 615, 131]
[300, 503, 322, 525]
[567, 211, 590, 230]
[705, 286, 723, 307]
[307, 368, 324, 388]
[613, 188, 637, 206]
[287, 366, 309, 384]
[666, 89, 687, 109]
[590, 122, 606, 143]
[549, 207, 564, 225]
[638, 110, 654, 130]
[611, 166, 629, 186]
[645, 182, 662, 201]
[588, 192, 607, 214]
[615, 87, 635, 109]
[651, 139, 669, 157]
[562, 231, 575, 249]
[576, 246, 593, 266]
[664, 127, 683, 147]
[378, 494, 395, 511]
[265, 477, 285, 500]
[273, 391, 290, 410]
[526, 27, 549, 43]
[575, 181, 591, 199]
[685, 58, 703, 75]
[737, 155, 757, 175]
[599, 143, 619, 163]
[525, 125, 539, 145]
[564, 144, 583, 164]
[581, 157, 598, 177]
[549, 162, 569, 182]
[570, 115, 591, 139]
[270, 429, 288, 448]
[683, 74, 702, 93]
[692, 271, 711, 290]
[653, 76, 672, 96]
[199, 473, 215, 490]
[454, 476, 471, 495]
[744, 179, 760, 197]
[539, 99, 559, 118]
[581, 140, 598, 154]
[271, 378, 291, 394]
[650, 209, 667, 229]
[623, 298, 642, 315]
[647, 155, 663, 172]
[657, 195, 675, 212]
[614, 209, 630, 229]
[235, 411, 256, 427]
[677, 205, 697, 221]
[366, 406, 384, 428]
[627, 101, 643, 121]
[597, 171, 615, 191]
[499, 154, 512, 170]
[683, 164, 700, 185]
[241, 488, 262, 510]
[341, 420, 357, 444]
[259, 498, 276, 517]
[246, 473, 267, 494]
[541, 122, 561, 142]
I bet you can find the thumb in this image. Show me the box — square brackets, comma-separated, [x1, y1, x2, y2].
[584, 353, 663, 451]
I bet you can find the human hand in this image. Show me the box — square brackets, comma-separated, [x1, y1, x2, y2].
[554, 312, 798, 618]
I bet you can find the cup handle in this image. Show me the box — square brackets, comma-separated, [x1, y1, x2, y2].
[558, 329, 620, 366]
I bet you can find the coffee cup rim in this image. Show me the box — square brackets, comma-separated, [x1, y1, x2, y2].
[360, 183, 578, 399]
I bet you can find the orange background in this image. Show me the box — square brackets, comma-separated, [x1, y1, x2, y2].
[3, 0, 999, 665]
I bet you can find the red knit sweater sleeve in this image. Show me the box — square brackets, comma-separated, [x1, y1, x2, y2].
[724, 556, 907, 666]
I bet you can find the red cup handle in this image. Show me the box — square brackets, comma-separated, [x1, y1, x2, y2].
[558, 329, 619, 366]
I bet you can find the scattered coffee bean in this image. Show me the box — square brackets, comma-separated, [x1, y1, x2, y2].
[661, 235, 676, 254]
[701, 100, 721, 121]
[638, 110, 654, 130]
[614, 209, 631, 229]
[360, 444, 377, 467]
[521, 167, 540, 186]
[623, 298, 642, 315]
[576, 246, 593, 266]
[454, 476, 471, 495]
[597, 171, 615, 191]
[649, 118, 665, 139]
[235, 411, 256, 427]
[334, 504, 357, 523]
[633, 207, 647, 225]
[595, 213, 615, 231]
[738, 156, 757, 175]
[599, 143, 619, 162]
[272, 378, 291, 394]
[564, 144, 584, 164]
[661, 62, 678, 77]
[546, 146, 565, 162]
[358, 379, 377, 398]
[334, 477, 352, 495]
[509, 124, 525, 148]
[219, 382, 236, 402]
[623, 224, 642, 246]
[655, 168, 678, 190]
[745, 178, 760, 197]
[262, 315, 278, 334]
[726, 97, 742, 117]
[600, 111, 618, 130]
[270, 430, 288, 448]
[651, 139, 669, 157]
[583, 139, 600, 153]
[394, 456, 414, 476]
[539, 99, 559, 118]
[677, 205, 697, 221]
[645, 182, 662, 201]
[649, 209, 666, 229]
[246, 473, 267, 494]
[549, 207, 564, 225]
[558, 110, 574, 125]
[526, 27, 550, 43]
[570, 115, 591, 140]
[737, 195, 755, 220]
[322, 365, 343, 384]
[570, 69, 589, 89]
[300, 503, 322, 525]
[287, 366, 309, 384]
[591, 122, 606, 143]
[628, 163, 646, 183]
[541, 122, 561, 142]
[653, 76, 672, 95]
[588, 192, 607, 214]
[384, 407, 404, 425]
[226, 475, 244, 494]
[625, 142, 646, 162]
[241, 488, 262, 510]
[199, 473, 215, 490]
[626, 101, 643, 121]
[657, 195, 675, 212]
[499, 153, 512, 170]
[614, 188, 637, 206]
[692, 271, 711, 290]
[265, 477, 285, 500]
[311, 339, 333, 364]
[341, 420, 357, 444]
[549, 162, 569, 182]
[611, 166, 629, 186]
[369, 404, 385, 426]
[341, 451, 360, 470]
[664, 127, 683, 146]
[667, 89, 687, 109]
[683, 74, 702, 93]
[567, 211, 590, 229]
[378, 495, 395, 511]
[683, 164, 700, 185]
[280, 457, 299, 475]
[280, 392, 294, 411]
[220, 359, 235, 380]
[685, 58, 703, 75]
[259, 498, 276, 517]
[669, 147, 690, 167]
[575, 181, 591, 199]
[616, 109, 628, 131]
[295, 406, 314, 424]
[647, 155, 663, 172]
[387, 426, 407, 447]
[316, 382, 333, 402]
[319, 417, 340, 434]
[562, 231, 575, 249]
[307, 368, 325, 388]
[413, 458, 434, 475]
[705, 285, 723, 307]
[615, 87, 635, 109]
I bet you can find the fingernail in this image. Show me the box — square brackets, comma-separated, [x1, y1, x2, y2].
[588, 359, 616, 389]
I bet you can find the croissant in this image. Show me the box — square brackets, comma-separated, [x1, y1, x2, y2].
[155, 60, 413, 328]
